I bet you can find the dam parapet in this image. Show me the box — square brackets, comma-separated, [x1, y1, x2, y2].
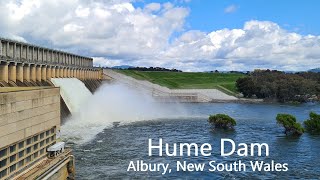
[0, 37, 102, 87]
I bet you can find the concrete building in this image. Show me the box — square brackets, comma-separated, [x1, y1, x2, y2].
[0, 87, 74, 179]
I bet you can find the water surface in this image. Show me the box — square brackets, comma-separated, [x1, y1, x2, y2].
[71, 103, 320, 179]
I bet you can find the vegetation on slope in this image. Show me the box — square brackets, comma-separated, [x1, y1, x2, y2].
[116, 70, 245, 94]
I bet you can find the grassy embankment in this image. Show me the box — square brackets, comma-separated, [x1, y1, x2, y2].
[116, 70, 245, 96]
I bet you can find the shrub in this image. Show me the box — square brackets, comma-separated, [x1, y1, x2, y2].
[208, 114, 236, 129]
[304, 112, 320, 134]
[276, 114, 304, 136]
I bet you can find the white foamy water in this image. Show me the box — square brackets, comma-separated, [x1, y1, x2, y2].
[51, 78, 92, 114]
[61, 83, 187, 144]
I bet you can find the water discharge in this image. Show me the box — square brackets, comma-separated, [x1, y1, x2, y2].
[51, 78, 92, 114]
[60, 82, 187, 144]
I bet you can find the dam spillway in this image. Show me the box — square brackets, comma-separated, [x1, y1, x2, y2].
[51, 78, 92, 114]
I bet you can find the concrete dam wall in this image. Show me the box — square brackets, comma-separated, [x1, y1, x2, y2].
[0, 37, 102, 88]
[0, 37, 105, 179]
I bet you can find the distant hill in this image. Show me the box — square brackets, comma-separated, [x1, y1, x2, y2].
[112, 65, 134, 69]
[309, 68, 320, 73]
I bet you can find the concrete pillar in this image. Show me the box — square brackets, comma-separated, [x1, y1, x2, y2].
[60, 67, 64, 78]
[67, 68, 70, 78]
[55, 67, 60, 78]
[75, 69, 78, 78]
[0, 62, 8, 83]
[63, 67, 67, 77]
[30, 64, 36, 82]
[13, 43, 16, 59]
[8, 63, 17, 82]
[41, 65, 47, 81]
[16, 63, 24, 82]
[36, 65, 42, 82]
[79, 69, 83, 79]
[23, 64, 30, 82]
[70, 69, 74, 77]
[46, 66, 52, 80]
[51, 66, 56, 78]
[0, 40, 2, 56]
[78, 69, 81, 79]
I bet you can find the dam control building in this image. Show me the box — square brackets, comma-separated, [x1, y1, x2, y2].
[0, 37, 104, 179]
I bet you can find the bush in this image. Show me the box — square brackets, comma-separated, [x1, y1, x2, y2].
[276, 114, 304, 136]
[208, 114, 236, 129]
[304, 112, 320, 134]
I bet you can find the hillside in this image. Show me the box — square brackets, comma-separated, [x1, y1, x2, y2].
[116, 70, 245, 95]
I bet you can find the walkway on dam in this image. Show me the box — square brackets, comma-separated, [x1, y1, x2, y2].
[103, 69, 239, 102]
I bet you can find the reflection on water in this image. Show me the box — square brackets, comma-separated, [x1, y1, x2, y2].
[71, 103, 320, 179]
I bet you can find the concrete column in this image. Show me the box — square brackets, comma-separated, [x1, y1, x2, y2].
[30, 64, 36, 82]
[67, 68, 70, 78]
[70, 68, 74, 77]
[0, 40, 2, 56]
[51, 66, 56, 78]
[6, 42, 9, 57]
[23, 64, 30, 82]
[8, 63, 17, 82]
[41, 65, 47, 81]
[26, 46, 29, 61]
[79, 69, 82, 79]
[36, 65, 42, 82]
[13, 43, 16, 59]
[55, 67, 60, 78]
[16, 63, 24, 82]
[59, 67, 63, 78]
[0, 62, 8, 83]
[63, 67, 66, 77]
[46, 66, 52, 80]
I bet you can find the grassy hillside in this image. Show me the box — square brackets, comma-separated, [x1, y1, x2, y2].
[116, 70, 245, 95]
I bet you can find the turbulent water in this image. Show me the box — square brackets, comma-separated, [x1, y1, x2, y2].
[51, 78, 92, 114]
[60, 83, 320, 179]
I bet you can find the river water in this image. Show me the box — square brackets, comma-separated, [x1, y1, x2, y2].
[70, 103, 320, 179]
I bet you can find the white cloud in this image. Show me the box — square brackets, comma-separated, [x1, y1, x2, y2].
[0, 1, 320, 71]
[224, 4, 238, 14]
[144, 3, 161, 12]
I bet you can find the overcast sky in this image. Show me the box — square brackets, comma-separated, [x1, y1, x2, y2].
[1, 0, 320, 71]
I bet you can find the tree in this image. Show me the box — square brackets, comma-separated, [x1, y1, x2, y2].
[304, 112, 320, 134]
[235, 70, 320, 103]
[276, 114, 304, 136]
[208, 114, 236, 129]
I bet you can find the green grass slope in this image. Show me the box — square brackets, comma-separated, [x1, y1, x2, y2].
[116, 70, 245, 95]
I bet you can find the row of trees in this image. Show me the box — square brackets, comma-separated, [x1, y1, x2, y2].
[236, 70, 320, 103]
[208, 112, 320, 136]
[127, 66, 182, 72]
[277, 112, 320, 135]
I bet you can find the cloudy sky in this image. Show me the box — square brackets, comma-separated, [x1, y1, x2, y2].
[1, 0, 320, 71]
